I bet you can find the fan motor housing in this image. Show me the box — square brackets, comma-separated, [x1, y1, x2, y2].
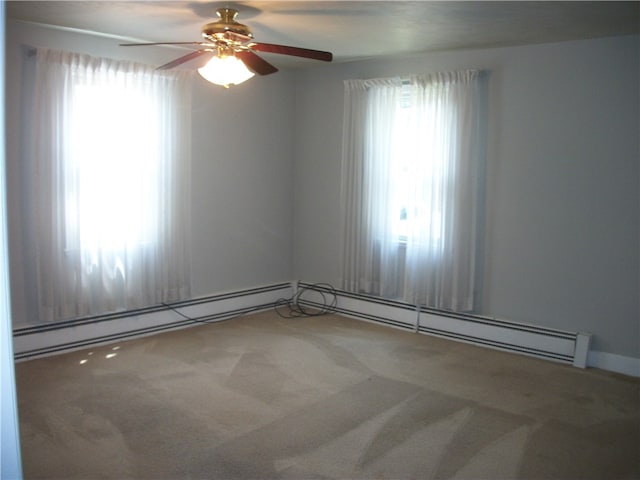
[201, 8, 253, 39]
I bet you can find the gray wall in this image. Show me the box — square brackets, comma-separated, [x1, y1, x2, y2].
[292, 35, 639, 358]
[189, 54, 294, 296]
[5, 19, 295, 326]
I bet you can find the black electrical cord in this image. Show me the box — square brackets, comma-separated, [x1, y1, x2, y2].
[161, 302, 275, 325]
[161, 282, 338, 324]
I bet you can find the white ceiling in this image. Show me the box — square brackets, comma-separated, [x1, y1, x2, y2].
[6, 1, 640, 69]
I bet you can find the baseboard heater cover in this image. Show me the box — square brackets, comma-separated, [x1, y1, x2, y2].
[296, 282, 591, 368]
[14, 281, 592, 369]
[13, 282, 292, 361]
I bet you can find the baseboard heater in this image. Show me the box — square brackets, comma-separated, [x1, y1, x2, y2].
[13, 282, 292, 361]
[295, 282, 592, 368]
[14, 281, 592, 368]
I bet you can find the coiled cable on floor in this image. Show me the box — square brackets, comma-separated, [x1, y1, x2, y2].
[275, 282, 338, 318]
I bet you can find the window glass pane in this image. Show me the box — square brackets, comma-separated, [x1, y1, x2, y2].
[67, 83, 159, 254]
[389, 94, 443, 245]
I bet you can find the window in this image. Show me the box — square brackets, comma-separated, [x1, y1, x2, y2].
[389, 84, 444, 245]
[340, 71, 484, 311]
[67, 84, 160, 257]
[28, 49, 193, 322]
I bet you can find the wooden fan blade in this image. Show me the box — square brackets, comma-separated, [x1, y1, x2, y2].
[158, 49, 211, 70]
[250, 43, 332, 62]
[235, 51, 279, 75]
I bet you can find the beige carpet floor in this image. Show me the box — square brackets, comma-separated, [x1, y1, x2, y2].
[15, 310, 640, 479]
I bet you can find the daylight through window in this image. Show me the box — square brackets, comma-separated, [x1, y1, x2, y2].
[68, 84, 160, 259]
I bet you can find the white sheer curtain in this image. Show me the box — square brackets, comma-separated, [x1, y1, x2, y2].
[340, 71, 484, 311]
[30, 48, 193, 322]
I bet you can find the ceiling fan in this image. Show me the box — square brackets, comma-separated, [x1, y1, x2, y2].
[120, 7, 333, 87]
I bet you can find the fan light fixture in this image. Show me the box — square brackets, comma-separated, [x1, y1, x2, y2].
[197, 53, 254, 88]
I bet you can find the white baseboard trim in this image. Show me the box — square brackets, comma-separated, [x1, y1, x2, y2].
[296, 282, 591, 368]
[587, 351, 640, 378]
[13, 282, 292, 361]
